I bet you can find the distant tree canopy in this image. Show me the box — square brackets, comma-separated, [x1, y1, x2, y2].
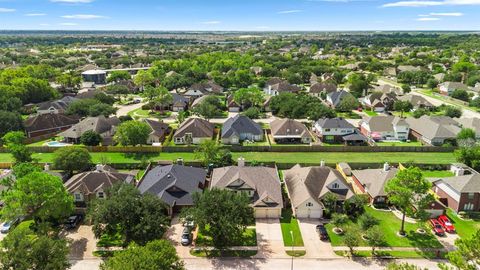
[270, 93, 335, 120]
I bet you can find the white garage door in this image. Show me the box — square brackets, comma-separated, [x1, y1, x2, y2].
[255, 208, 280, 219]
[295, 208, 322, 219]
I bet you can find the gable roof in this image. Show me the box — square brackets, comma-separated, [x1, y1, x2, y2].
[310, 82, 337, 94]
[454, 118, 480, 136]
[270, 118, 311, 139]
[188, 81, 224, 94]
[405, 116, 461, 140]
[430, 173, 480, 193]
[144, 119, 170, 138]
[328, 90, 351, 107]
[362, 116, 407, 132]
[315, 118, 354, 129]
[174, 118, 214, 138]
[271, 81, 301, 93]
[222, 115, 262, 138]
[59, 116, 120, 139]
[284, 165, 354, 207]
[37, 96, 77, 111]
[24, 113, 79, 133]
[398, 94, 434, 108]
[64, 165, 134, 195]
[138, 165, 206, 207]
[211, 165, 283, 208]
[351, 167, 398, 197]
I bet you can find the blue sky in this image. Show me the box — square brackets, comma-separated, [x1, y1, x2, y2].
[0, 0, 479, 31]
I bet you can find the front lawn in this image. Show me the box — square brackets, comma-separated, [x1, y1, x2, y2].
[326, 207, 442, 249]
[190, 249, 257, 258]
[128, 108, 172, 120]
[335, 250, 446, 259]
[195, 226, 257, 247]
[445, 209, 480, 239]
[280, 209, 304, 246]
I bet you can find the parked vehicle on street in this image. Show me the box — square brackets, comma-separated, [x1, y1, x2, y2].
[429, 218, 445, 236]
[64, 214, 83, 230]
[1, 218, 20, 234]
[316, 224, 329, 241]
[437, 215, 455, 233]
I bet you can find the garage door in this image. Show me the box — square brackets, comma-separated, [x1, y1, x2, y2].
[295, 209, 322, 219]
[255, 208, 280, 219]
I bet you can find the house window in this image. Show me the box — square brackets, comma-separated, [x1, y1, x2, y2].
[306, 202, 313, 207]
[332, 183, 339, 189]
[463, 203, 474, 211]
[468, 193, 475, 200]
[325, 128, 331, 132]
[73, 192, 84, 202]
[97, 192, 105, 199]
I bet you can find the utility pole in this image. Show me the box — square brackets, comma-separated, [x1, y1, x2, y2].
[290, 230, 294, 270]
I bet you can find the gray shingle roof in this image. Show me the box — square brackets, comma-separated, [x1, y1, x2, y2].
[351, 167, 398, 198]
[315, 118, 354, 129]
[137, 165, 206, 207]
[174, 118, 214, 139]
[328, 90, 351, 107]
[64, 166, 134, 195]
[59, 116, 120, 139]
[405, 116, 461, 140]
[24, 113, 80, 133]
[222, 115, 262, 139]
[430, 173, 480, 193]
[270, 118, 311, 139]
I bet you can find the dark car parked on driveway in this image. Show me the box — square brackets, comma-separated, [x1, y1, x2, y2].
[64, 214, 83, 230]
[316, 224, 329, 241]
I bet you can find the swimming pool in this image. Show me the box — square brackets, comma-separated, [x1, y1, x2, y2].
[45, 141, 71, 147]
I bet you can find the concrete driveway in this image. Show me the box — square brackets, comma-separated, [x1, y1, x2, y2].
[66, 225, 97, 260]
[436, 232, 459, 252]
[164, 216, 194, 259]
[255, 218, 287, 258]
[298, 219, 337, 258]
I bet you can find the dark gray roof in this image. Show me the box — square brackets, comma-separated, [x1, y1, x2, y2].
[144, 119, 170, 138]
[315, 118, 354, 129]
[174, 118, 214, 138]
[310, 82, 337, 94]
[64, 165, 134, 195]
[222, 115, 262, 138]
[328, 90, 351, 107]
[342, 133, 367, 142]
[24, 113, 80, 133]
[138, 165, 206, 207]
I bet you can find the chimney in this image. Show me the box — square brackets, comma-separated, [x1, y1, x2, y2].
[96, 164, 105, 172]
[177, 158, 184, 165]
[44, 163, 50, 171]
[383, 162, 390, 172]
[320, 160, 325, 167]
[238, 157, 245, 167]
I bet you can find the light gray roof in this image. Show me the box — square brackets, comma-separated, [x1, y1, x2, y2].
[270, 119, 311, 139]
[138, 165, 206, 207]
[405, 116, 461, 140]
[309, 82, 337, 94]
[284, 165, 354, 207]
[59, 116, 120, 139]
[398, 95, 434, 108]
[430, 173, 480, 193]
[441, 82, 469, 91]
[454, 118, 480, 136]
[174, 118, 214, 138]
[211, 165, 283, 208]
[222, 115, 262, 139]
[363, 116, 407, 132]
[315, 118, 354, 129]
[351, 167, 398, 197]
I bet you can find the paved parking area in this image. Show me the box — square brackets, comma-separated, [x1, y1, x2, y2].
[65, 225, 97, 260]
[255, 218, 287, 258]
[165, 216, 194, 259]
[436, 232, 459, 251]
[298, 219, 337, 258]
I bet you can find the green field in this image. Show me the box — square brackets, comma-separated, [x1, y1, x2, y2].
[446, 209, 480, 239]
[0, 151, 456, 164]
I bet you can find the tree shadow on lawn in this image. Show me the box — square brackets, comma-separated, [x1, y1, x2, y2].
[123, 152, 160, 161]
[405, 230, 443, 249]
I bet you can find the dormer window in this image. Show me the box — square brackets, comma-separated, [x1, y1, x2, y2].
[332, 183, 339, 189]
[97, 192, 105, 199]
[73, 192, 84, 202]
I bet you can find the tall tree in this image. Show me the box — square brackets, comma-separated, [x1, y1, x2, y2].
[114, 120, 151, 146]
[336, 94, 359, 112]
[2, 131, 32, 163]
[100, 240, 184, 270]
[0, 111, 23, 138]
[393, 100, 413, 118]
[134, 70, 154, 91]
[233, 87, 264, 109]
[53, 147, 92, 174]
[384, 167, 434, 235]
[153, 86, 173, 112]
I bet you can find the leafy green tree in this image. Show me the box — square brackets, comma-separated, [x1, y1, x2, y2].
[89, 103, 118, 117]
[336, 94, 359, 112]
[452, 61, 477, 83]
[344, 227, 361, 255]
[114, 120, 151, 146]
[393, 100, 413, 118]
[12, 163, 41, 179]
[107, 71, 131, 83]
[2, 131, 25, 145]
[0, 225, 70, 270]
[366, 226, 385, 256]
[192, 96, 224, 120]
[89, 183, 170, 245]
[2, 131, 32, 163]
[387, 262, 427, 270]
[439, 229, 480, 270]
[457, 128, 476, 141]
[53, 147, 92, 173]
[67, 99, 117, 117]
[348, 73, 369, 97]
[451, 89, 470, 102]
[331, 213, 349, 230]
[385, 167, 434, 235]
[233, 87, 264, 109]
[413, 108, 429, 118]
[322, 193, 338, 217]
[427, 78, 439, 89]
[0, 111, 23, 137]
[1, 172, 74, 223]
[343, 194, 369, 216]
[143, 85, 161, 104]
[359, 213, 379, 231]
[182, 188, 254, 250]
[56, 72, 81, 91]
[241, 107, 262, 119]
[80, 130, 103, 146]
[194, 140, 220, 167]
[444, 106, 462, 118]
[454, 146, 480, 170]
[134, 70, 155, 91]
[153, 87, 173, 112]
[100, 240, 184, 270]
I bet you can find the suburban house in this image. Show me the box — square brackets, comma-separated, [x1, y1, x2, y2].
[429, 164, 480, 212]
[60, 116, 120, 145]
[284, 164, 354, 219]
[439, 82, 469, 96]
[183, 81, 224, 98]
[190, 95, 209, 109]
[326, 90, 353, 108]
[454, 118, 480, 140]
[173, 118, 214, 145]
[144, 119, 171, 145]
[24, 113, 80, 138]
[314, 118, 356, 143]
[406, 116, 461, 146]
[270, 118, 312, 144]
[36, 96, 77, 115]
[360, 116, 409, 142]
[309, 82, 337, 98]
[210, 159, 283, 218]
[227, 95, 241, 112]
[263, 77, 301, 96]
[221, 115, 263, 145]
[362, 92, 397, 112]
[373, 84, 403, 96]
[137, 164, 207, 216]
[170, 93, 190, 112]
[350, 163, 398, 204]
[398, 94, 434, 110]
[64, 164, 134, 208]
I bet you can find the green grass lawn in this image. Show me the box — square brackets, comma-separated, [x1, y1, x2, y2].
[335, 250, 445, 259]
[195, 227, 257, 247]
[445, 209, 480, 239]
[337, 111, 362, 119]
[376, 141, 423, 147]
[0, 151, 456, 164]
[97, 231, 125, 247]
[326, 207, 442, 249]
[286, 250, 306, 257]
[190, 249, 257, 258]
[128, 108, 172, 119]
[280, 209, 304, 246]
[364, 110, 378, 116]
[422, 170, 454, 178]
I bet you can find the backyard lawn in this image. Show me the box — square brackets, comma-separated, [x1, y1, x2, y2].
[280, 209, 304, 246]
[325, 207, 442, 249]
[0, 151, 456, 164]
[422, 170, 454, 178]
[364, 110, 378, 116]
[376, 141, 423, 147]
[445, 209, 480, 239]
[195, 227, 257, 247]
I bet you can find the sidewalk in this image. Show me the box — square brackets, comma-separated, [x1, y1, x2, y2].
[332, 246, 445, 252]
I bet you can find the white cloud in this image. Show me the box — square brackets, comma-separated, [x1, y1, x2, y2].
[25, 13, 47, 16]
[417, 17, 441, 20]
[61, 14, 107, 19]
[60, 22, 79, 26]
[277, 10, 303, 14]
[201, 21, 221, 25]
[429, 12, 463, 15]
[0, 8, 15, 13]
[51, 0, 94, 3]
[383, 0, 480, 7]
